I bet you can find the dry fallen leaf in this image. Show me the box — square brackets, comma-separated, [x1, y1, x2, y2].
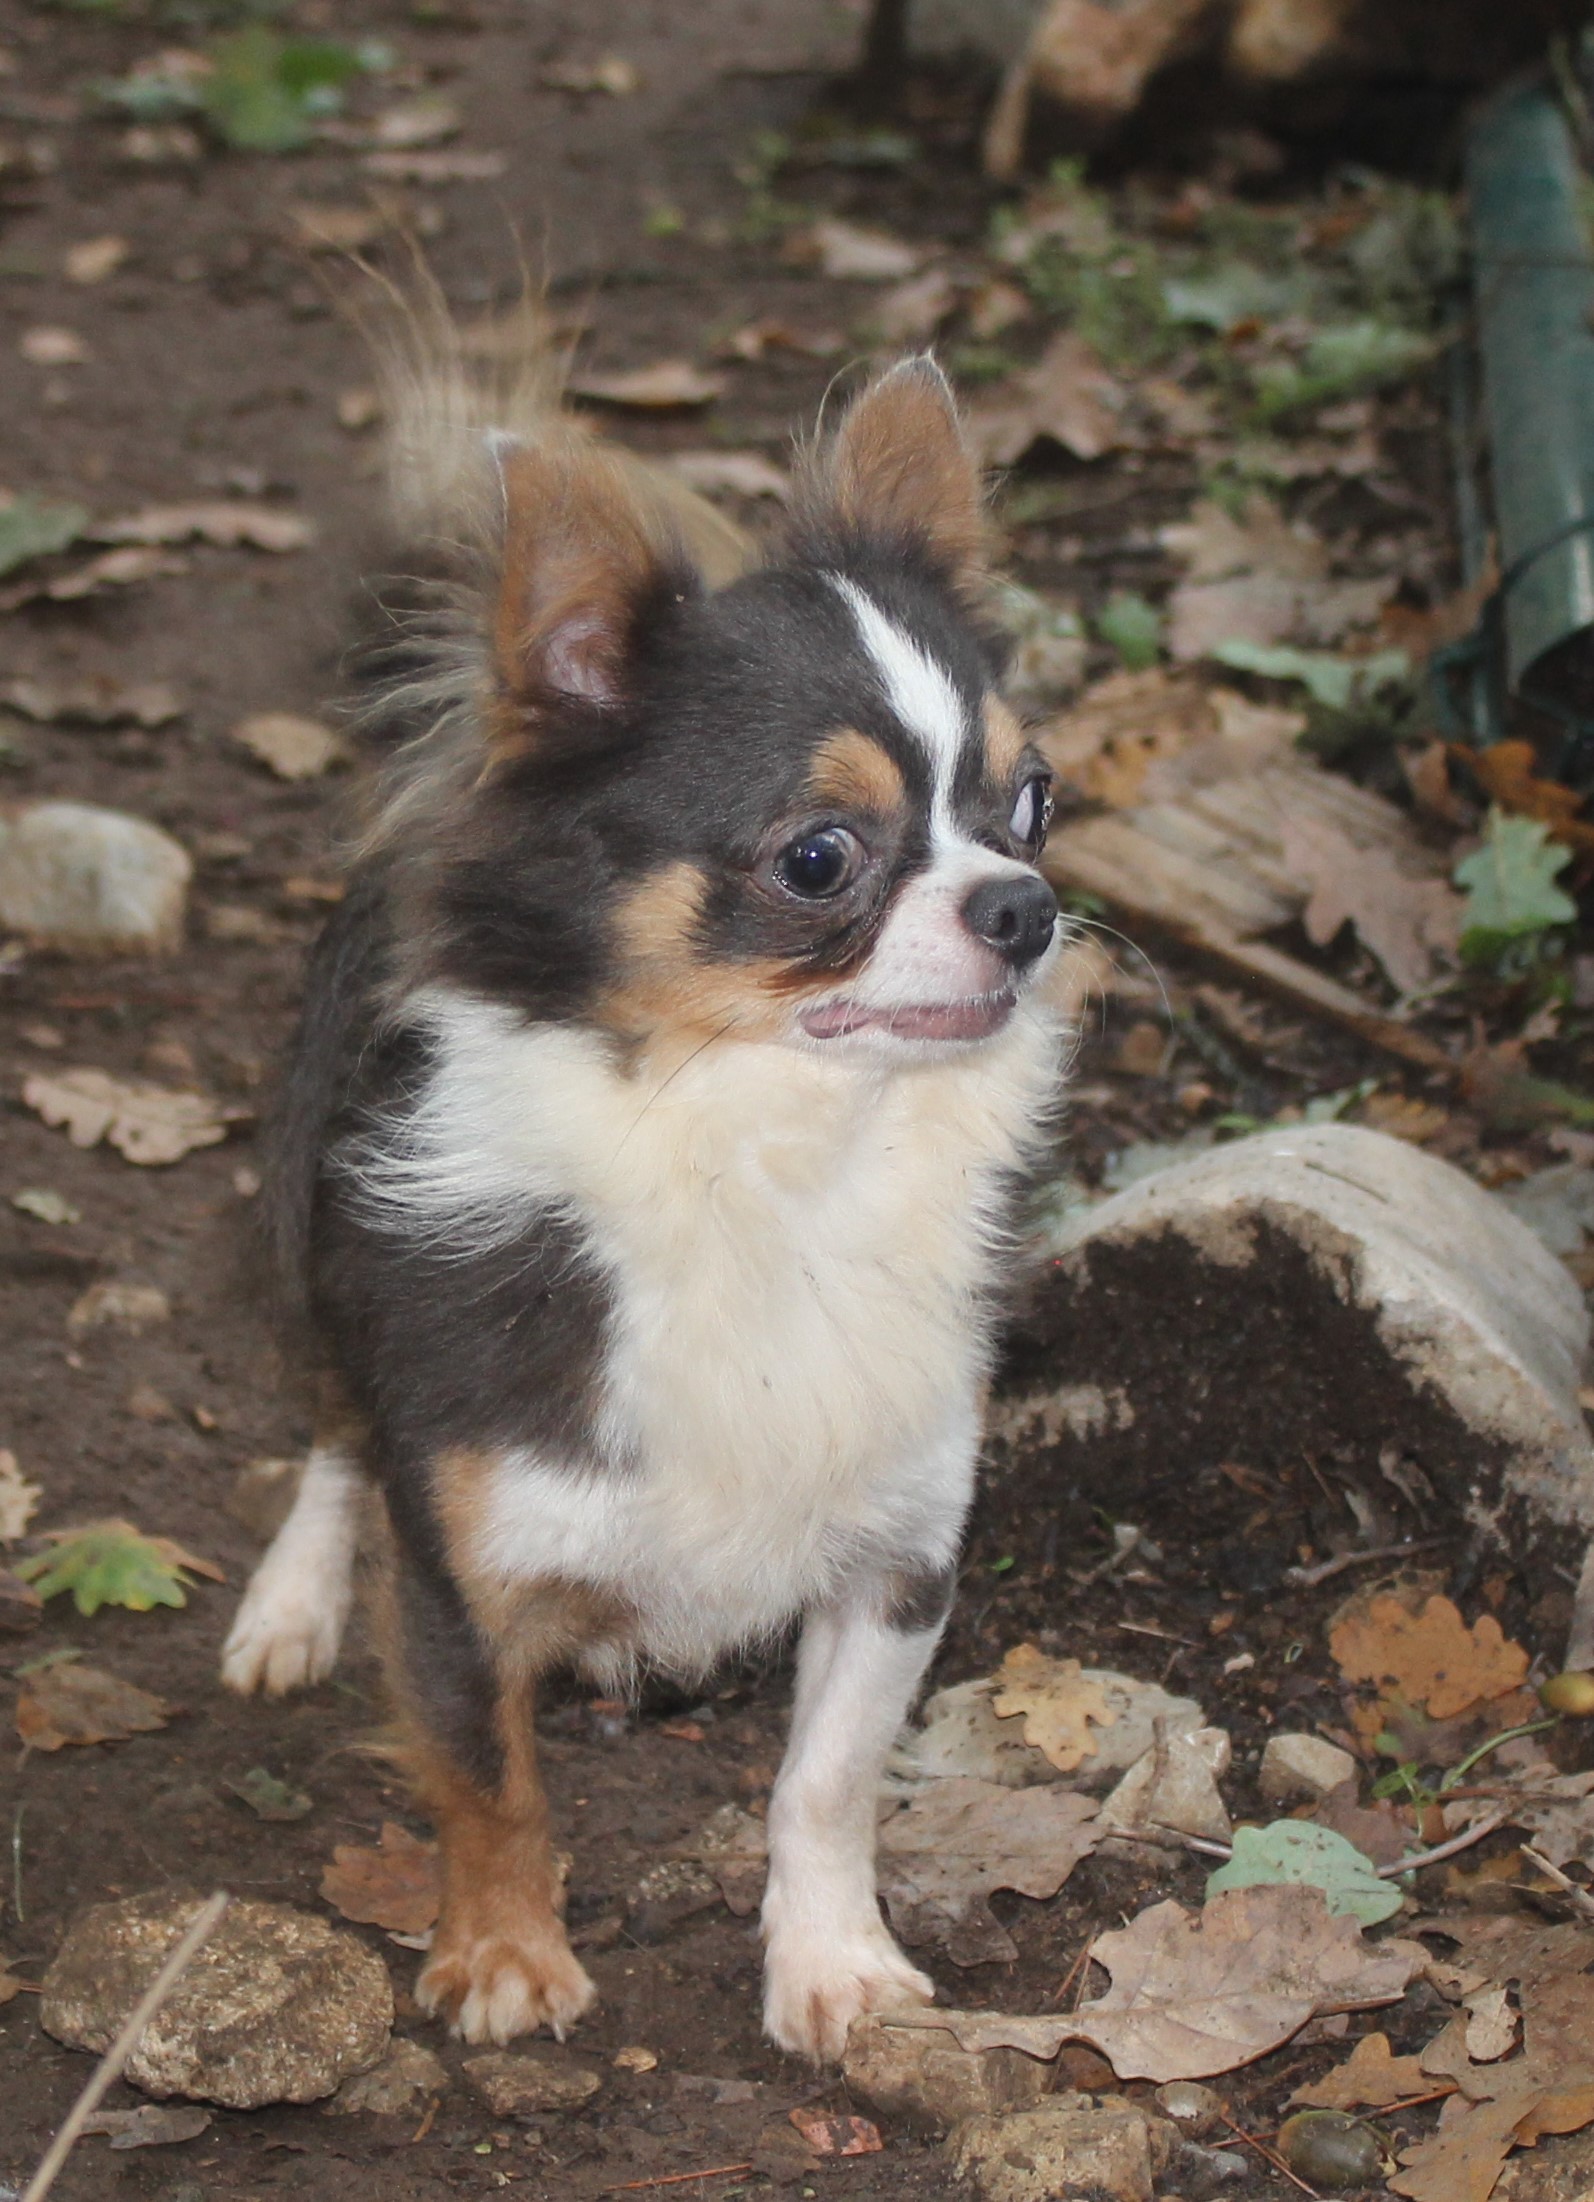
[321, 1821, 442, 1936]
[1037, 669, 1216, 807]
[869, 268, 959, 343]
[81, 2104, 212, 2150]
[64, 235, 129, 285]
[877, 1776, 1100, 1965]
[20, 325, 89, 366]
[0, 1573, 42, 1633]
[232, 711, 343, 781]
[1280, 811, 1463, 994]
[893, 1884, 1418, 2081]
[567, 361, 724, 410]
[371, 94, 460, 149]
[800, 217, 920, 281]
[1161, 495, 1392, 663]
[285, 201, 388, 253]
[1330, 1593, 1530, 1721]
[789, 2108, 882, 2156]
[68, 1281, 171, 1335]
[5, 676, 183, 728]
[0, 1451, 41, 1543]
[968, 332, 1130, 465]
[1465, 740, 1594, 854]
[0, 546, 184, 613]
[1291, 2029, 1447, 2109]
[0, 1958, 29, 2005]
[23, 1069, 240, 1167]
[15, 1660, 170, 1749]
[665, 451, 789, 502]
[1509, 1770, 1594, 1874]
[539, 54, 640, 95]
[991, 1643, 1116, 1772]
[93, 503, 313, 553]
[362, 149, 506, 183]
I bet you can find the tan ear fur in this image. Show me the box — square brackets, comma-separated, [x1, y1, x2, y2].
[812, 358, 986, 589]
[492, 432, 683, 729]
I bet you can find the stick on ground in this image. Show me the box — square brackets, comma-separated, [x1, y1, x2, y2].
[21, 1889, 229, 2202]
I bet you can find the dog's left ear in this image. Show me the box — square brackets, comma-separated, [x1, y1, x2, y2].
[804, 357, 986, 592]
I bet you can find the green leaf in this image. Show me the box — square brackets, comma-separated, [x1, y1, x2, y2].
[16, 1518, 220, 1616]
[1204, 1820, 1404, 1927]
[1096, 592, 1162, 671]
[0, 496, 88, 580]
[200, 28, 365, 151]
[1454, 809, 1577, 966]
[226, 1766, 313, 1821]
[1211, 640, 1409, 712]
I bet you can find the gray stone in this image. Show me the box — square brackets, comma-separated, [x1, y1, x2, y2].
[325, 2036, 448, 2115]
[0, 801, 190, 953]
[1025, 1126, 1594, 1657]
[843, 2013, 1052, 2134]
[1154, 2080, 1221, 2134]
[902, 1672, 1207, 1791]
[1096, 1724, 1232, 1842]
[949, 2093, 1172, 2202]
[42, 1892, 392, 2108]
[463, 2050, 602, 2116]
[1259, 1733, 1358, 1807]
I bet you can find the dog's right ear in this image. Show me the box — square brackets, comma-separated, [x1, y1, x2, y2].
[489, 433, 687, 738]
[799, 356, 987, 594]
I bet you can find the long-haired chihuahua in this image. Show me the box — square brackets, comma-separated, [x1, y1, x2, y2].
[220, 305, 1070, 2063]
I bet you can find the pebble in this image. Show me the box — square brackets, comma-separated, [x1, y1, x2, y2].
[844, 2012, 1052, 2134]
[949, 2094, 1172, 2202]
[0, 800, 190, 953]
[324, 2036, 448, 2115]
[462, 2050, 603, 2116]
[1096, 1725, 1233, 1843]
[1259, 1733, 1358, 1806]
[42, 1892, 392, 2108]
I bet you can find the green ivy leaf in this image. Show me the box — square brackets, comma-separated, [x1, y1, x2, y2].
[200, 29, 366, 152]
[1096, 592, 1163, 671]
[1454, 809, 1577, 967]
[16, 1517, 223, 1616]
[226, 1766, 313, 1822]
[1204, 1820, 1404, 1928]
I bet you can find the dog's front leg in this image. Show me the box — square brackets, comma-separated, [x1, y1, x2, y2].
[761, 1558, 955, 2062]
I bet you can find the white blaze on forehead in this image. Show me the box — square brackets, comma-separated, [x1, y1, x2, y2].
[829, 575, 968, 837]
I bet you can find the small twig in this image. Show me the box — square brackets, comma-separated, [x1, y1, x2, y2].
[410, 2093, 441, 2145]
[1520, 1843, 1594, 1920]
[1050, 1935, 1095, 2009]
[21, 1890, 227, 2202]
[1378, 1809, 1510, 1878]
[1379, 2086, 1461, 2112]
[1218, 2111, 1321, 2199]
[1114, 1620, 1199, 1646]
[11, 1801, 25, 1927]
[1283, 1538, 1448, 1588]
[602, 2166, 755, 2194]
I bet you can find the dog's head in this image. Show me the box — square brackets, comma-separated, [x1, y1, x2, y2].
[426, 359, 1060, 1062]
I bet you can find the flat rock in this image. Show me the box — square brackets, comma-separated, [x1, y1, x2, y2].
[902, 1672, 1206, 1790]
[1097, 1724, 1233, 1842]
[463, 2050, 602, 2116]
[1260, 1733, 1358, 1806]
[845, 2013, 1051, 2134]
[949, 2093, 1171, 2202]
[42, 1892, 392, 2108]
[992, 1127, 1594, 1662]
[325, 2035, 448, 2115]
[0, 801, 190, 953]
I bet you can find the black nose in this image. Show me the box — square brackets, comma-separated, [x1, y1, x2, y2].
[962, 873, 1058, 968]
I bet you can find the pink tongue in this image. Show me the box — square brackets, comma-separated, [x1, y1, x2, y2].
[801, 995, 1015, 1043]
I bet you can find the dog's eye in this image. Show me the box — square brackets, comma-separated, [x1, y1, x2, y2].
[1009, 774, 1053, 853]
[773, 827, 863, 900]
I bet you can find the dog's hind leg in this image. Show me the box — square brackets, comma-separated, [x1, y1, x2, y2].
[220, 1442, 362, 1695]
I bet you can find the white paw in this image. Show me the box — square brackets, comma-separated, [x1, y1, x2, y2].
[220, 1565, 350, 1696]
[763, 1922, 935, 2063]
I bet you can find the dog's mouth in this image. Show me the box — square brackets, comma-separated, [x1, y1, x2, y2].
[799, 991, 1018, 1044]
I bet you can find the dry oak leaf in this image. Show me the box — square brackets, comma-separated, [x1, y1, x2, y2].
[15, 1660, 170, 1749]
[877, 1776, 1100, 1968]
[1280, 811, 1463, 995]
[566, 361, 724, 410]
[1330, 1594, 1530, 1721]
[22, 1068, 242, 1166]
[232, 712, 343, 782]
[890, 1884, 1418, 2082]
[91, 503, 313, 553]
[990, 1642, 1116, 1772]
[321, 1821, 441, 1937]
[0, 1957, 29, 2005]
[0, 1449, 42, 1543]
[1464, 740, 1594, 855]
[1509, 1770, 1594, 1874]
[1291, 2029, 1451, 2109]
[967, 331, 1129, 466]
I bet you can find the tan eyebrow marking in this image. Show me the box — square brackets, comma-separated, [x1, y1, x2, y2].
[982, 697, 1029, 782]
[807, 727, 908, 815]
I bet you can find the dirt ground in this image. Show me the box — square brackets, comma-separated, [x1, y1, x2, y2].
[2, 3, 1592, 2198]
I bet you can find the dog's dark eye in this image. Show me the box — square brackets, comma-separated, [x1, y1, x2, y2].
[1009, 774, 1053, 853]
[773, 828, 863, 900]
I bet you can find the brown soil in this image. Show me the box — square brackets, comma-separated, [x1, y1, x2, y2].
[0, 5, 1590, 2199]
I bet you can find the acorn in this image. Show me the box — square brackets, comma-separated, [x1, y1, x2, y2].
[1539, 1670, 1594, 1717]
[1277, 2110, 1385, 2190]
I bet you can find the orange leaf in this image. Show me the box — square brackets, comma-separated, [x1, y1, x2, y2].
[1463, 742, 1594, 853]
[1329, 1593, 1529, 1720]
[789, 2108, 882, 2156]
[15, 1660, 169, 1749]
[320, 1821, 441, 1936]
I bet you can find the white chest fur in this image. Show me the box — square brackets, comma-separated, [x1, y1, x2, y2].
[353, 992, 1064, 1667]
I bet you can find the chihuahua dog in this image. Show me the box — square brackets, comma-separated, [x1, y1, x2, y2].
[220, 311, 1070, 2063]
